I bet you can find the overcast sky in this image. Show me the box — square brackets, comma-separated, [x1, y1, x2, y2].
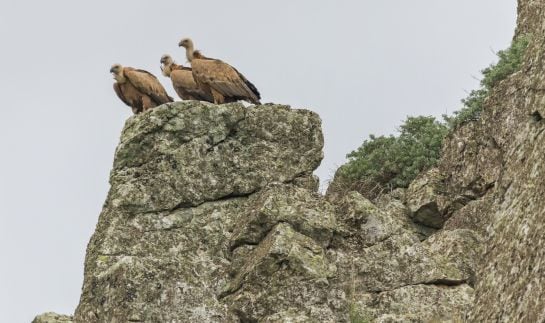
[0, 1, 516, 322]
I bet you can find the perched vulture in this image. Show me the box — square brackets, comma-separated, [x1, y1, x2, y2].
[178, 38, 261, 105]
[110, 64, 173, 114]
[160, 54, 213, 102]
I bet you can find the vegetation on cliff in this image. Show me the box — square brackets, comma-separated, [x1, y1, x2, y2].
[338, 116, 447, 197]
[445, 34, 530, 129]
[333, 35, 530, 198]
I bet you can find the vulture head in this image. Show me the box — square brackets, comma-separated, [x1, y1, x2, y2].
[110, 64, 126, 82]
[160, 54, 173, 65]
[178, 38, 195, 61]
[160, 54, 174, 77]
[178, 38, 192, 49]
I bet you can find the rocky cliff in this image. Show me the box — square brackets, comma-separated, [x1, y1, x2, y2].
[33, 1, 545, 322]
[462, 1, 545, 320]
[33, 102, 476, 323]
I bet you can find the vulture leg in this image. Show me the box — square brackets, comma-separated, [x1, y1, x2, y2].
[133, 98, 144, 114]
[142, 96, 155, 112]
[211, 88, 225, 104]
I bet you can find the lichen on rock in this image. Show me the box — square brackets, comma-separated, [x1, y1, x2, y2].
[32, 313, 73, 323]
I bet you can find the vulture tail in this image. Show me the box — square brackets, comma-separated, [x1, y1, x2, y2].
[244, 78, 261, 103]
[233, 67, 261, 104]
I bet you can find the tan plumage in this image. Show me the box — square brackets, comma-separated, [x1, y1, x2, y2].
[110, 64, 173, 114]
[178, 38, 261, 105]
[160, 55, 213, 102]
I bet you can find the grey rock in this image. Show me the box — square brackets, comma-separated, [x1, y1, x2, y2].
[406, 168, 450, 229]
[352, 284, 473, 323]
[32, 313, 73, 323]
[73, 102, 339, 323]
[224, 223, 342, 322]
[37, 100, 484, 322]
[110, 102, 323, 213]
[468, 9, 545, 319]
[332, 191, 409, 248]
[230, 184, 337, 250]
[350, 229, 480, 293]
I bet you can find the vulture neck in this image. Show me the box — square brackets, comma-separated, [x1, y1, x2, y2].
[161, 64, 172, 77]
[114, 72, 127, 83]
[186, 44, 195, 62]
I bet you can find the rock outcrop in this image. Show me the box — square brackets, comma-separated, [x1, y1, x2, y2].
[72, 102, 334, 322]
[462, 1, 545, 320]
[27, 101, 468, 323]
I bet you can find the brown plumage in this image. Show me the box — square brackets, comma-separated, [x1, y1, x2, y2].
[110, 64, 173, 114]
[178, 38, 261, 105]
[160, 55, 213, 102]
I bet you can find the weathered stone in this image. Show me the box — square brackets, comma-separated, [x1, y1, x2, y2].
[352, 284, 473, 323]
[261, 311, 314, 322]
[224, 223, 342, 322]
[329, 188, 479, 321]
[406, 168, 451, 229]
[32, 313, 73, 323]
[443, 195, 492, 236]
[230, 184, 337, 250]
[66, 100, 480, 323]
[73, 103, 327, 323]
[110, 102, 323, 213]
[376, 190, 438, 240]
[439, 122, 501, 202]
[76, 197, 246, 323]
[291, 173, 320, 192]
[350, 229, 480, 293]
[332, 191, 409, 248]
[461, 2, 545, 320]
[469, 20, 545, 319]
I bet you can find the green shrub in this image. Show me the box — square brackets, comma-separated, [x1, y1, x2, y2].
[446, 34, 530, 129]
[334, 35, 530, 198]
[339, 116, 448, 195]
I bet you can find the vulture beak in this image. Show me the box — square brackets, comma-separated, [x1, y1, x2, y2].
[178, 41, 183, 47]
[109, 67, 115, 73]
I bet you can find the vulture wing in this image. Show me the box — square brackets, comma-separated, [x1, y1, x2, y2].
[192, 59, 261, 104]
[170, 67, 214, 102]
[170, 69, 213, 102]
[232, 67, 261, 102]
[113, 83, 131, 107]
[124, 68, 174, 105]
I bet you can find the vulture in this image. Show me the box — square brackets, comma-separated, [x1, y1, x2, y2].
[110, 64, 173, 114]
[178, 38, 261, 105]
[160, 54, 213, 102]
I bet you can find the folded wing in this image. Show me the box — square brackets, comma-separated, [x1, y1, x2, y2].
[192, 59, 261, 104]
[170, 67, 213, 102]
[124, 68, 174, 105]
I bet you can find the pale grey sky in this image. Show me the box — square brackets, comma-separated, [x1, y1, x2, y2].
[0, 1, 516, 322]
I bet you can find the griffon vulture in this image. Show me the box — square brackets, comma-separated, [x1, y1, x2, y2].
[178, 38, 261, 105]
[110, 64, 173, 114]
[160, 55, 213, 102]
